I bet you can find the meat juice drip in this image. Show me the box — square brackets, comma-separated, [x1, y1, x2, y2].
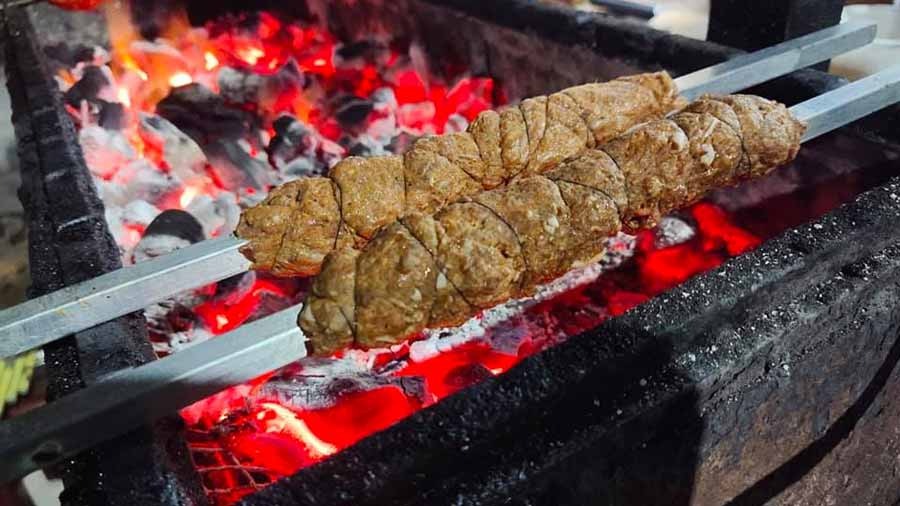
[56, 7, 899, 505]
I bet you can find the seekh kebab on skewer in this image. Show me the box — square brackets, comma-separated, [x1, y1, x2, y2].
[299, 94, 805, 355]
[237, 71, 681, 276]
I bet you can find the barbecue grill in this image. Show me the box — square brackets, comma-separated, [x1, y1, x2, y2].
[2, 0, 900, 505]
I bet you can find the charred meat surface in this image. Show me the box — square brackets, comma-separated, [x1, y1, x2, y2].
[299, 94, 806, 354]
[236, 72, 680, 276]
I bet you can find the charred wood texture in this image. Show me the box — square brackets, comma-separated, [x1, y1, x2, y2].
[4, 9, 206, 506]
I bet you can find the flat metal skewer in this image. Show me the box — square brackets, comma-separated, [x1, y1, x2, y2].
[0, 21, 877, 359]
[3, 62, 900, 485]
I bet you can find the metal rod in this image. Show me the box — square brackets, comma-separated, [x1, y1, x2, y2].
[589, 0, 656, 20]
[0, 236, 250, 358]
[0, 22, 877, 359]
[676, 21, 876, 101]
[794, 64, 900, 142]
[0, 303, 305, 484]
[3, 63, 900, 484]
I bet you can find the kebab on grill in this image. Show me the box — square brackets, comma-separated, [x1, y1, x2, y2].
[237, 71, 681, 276]
[298, 94, 806, 355]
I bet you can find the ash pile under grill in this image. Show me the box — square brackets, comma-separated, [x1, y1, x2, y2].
[49, 6, 900, 506]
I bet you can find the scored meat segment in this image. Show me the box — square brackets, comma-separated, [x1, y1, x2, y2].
[236, 72, 680, 276]
[299, 94, 806, 355]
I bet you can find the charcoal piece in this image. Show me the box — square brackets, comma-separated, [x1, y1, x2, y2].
[344, 135, 387, 158]
[335, 39, 384, 61]
[335, 97, 374, 127]
[205, 139, 274, 191]
[138, 113, 208, 186]
[156, 83, 254, 145]
[255, 357, 428, 411]
[272, 114, 298, 136]
[63, 65, 111, 107]
[143, 209, 205, 244]
[217, 62, 304, 109]
[133, 210, 204, 264]
[281, 157, 321, 178]
[214, 270, 256, 297]
[267, 114, 318, 171]
[43, 42, 98, 67]
[654, 216, 695, 249]
[98, 100, 127, 130]
[348, 142, 372, 157]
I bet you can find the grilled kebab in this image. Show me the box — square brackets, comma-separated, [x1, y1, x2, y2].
[298, 94, 806, 355]
[237, 72, 680, 276]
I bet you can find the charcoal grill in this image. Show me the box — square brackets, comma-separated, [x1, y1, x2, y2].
[2, 0, 900, 505]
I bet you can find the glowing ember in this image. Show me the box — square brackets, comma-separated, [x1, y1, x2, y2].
[237, 47, 265, 66]
[205, 51, 219, 71]
[169, 71, 193, 87]
[257, 403, 337, 458]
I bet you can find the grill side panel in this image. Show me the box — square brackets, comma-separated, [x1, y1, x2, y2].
[4, 9, 206, 506]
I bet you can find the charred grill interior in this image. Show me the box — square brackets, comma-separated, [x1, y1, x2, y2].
[2, 0, 900, 505]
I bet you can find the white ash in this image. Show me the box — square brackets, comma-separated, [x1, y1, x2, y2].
[205, 139, 276, 193]
[371, 87, 398, 110]
[217, 66, 266, 105]
[598, 232, 637, 270]
[654, 216, 695, 249]
[185, 193, 241, 237]
[138, 113, 210, 187]
[397, 102, 436, 135]
[152, 326, 215, 355]
[443, 113, 468, 134]
[121, 199, 161, 228]
[256, 356, 427, 410]
[133, 234, 193, 264]
[111, 158, 181, 203]
[79, 125, 137, 179]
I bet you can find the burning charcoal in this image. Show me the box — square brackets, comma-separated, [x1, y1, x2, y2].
[344, 135, 388, 158]
[600, 233, 637, 269]
[156, 83, 255, 145]
[79, 125, 137, 179]
[255, 357, 427, 410]
[98, 100, 127, 130]
[112, 158, 180, 203]
[204, 139, 275, 192]
[267, 114, 321, 174]
[185, 193, 241, 237]
[655, 216, 696, 249]
[334, 39, 386, 65]
[371, 87, 398, 110]
[64, 65, 114, 107]
[280, 157, 318, 179]
[335, 97, 374, 128]
[133, 209, 205, 263]
[217, 66, 266, 104]
[217, 63, 305, 111]
[121, 199, 161, 229]
[138, 113, 209, 185]
[444, 363, 494, 391]
[95, 179, 129, 207]
[397, 101, 436, 134]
